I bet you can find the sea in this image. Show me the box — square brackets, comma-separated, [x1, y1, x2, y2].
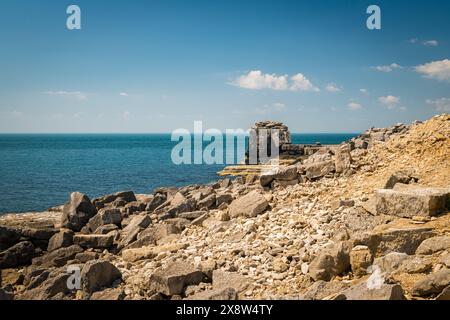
[0, 133, 358, 214]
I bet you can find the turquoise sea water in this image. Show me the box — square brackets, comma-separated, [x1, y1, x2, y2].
[0, 133, 357, 214]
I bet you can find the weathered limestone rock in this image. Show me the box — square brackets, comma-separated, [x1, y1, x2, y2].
[212, 270, 250, 293]
[412, 269, 450, 297]
[355, 220, 436, 255]
[90, 288, 125, 300]
[197, 194, 216, 210]
[188, 287, 237, 300]
[416, 236, 450, 255]
[299, 280, 349, 300]
[373, 252, 408, 274]
[216, 193, 233, 207]
[19, 227, 57, 241]
[32, 245, 83, 268]
[342, 282, 405, 300]
[149, 262, 204, 296]
[304, 161, 335, 180]
[81, 260, 122, 294]
[146, 193, 166, 212]
[228, 191, 269, 218]
[178, 211, 207, 220]
[0, 226, 21, 250]
[20, 270, 70, 300]
[94, 224, 119, 235]
[118, 214, 151, 249]
[122, 243, 187, 262]
[93, 191, 136, 208]
[0, 241, 34, 269]
[260, 165, 298, 187]
[86, 208, 122, 232]
[384, 170, 419, 189]
[47, 230, 74, 252]
[309, 241, 352, 281]
[350, 245, 373, 277]
[335, 144, 352, 174]
[73, 234, 114, 249]
[375, 187, 450, 218]
[61, 192, 97, 232]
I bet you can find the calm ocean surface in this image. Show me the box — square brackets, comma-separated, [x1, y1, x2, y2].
[0, 133, 357, 214]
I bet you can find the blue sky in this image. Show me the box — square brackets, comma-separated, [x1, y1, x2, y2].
[0, 0, 449, 133]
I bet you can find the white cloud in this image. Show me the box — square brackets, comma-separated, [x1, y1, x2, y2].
[360, 88, 369, 95]
[231, 70, 319, 92]
[379, 95, 400, 109]
[43, 91, 87, 101]
[348, 102, 362, 111]
[426, 98, 450, 112]
[415, 59, 450, 81]
[408, 38, 418, 44]
[372, 63, 402, 73]
[423, 40, 439, 47]
[326, 83, 341, 92]
[273, 102, 286, 111]
[119, 92, 129, 97]
[0, 110, 24, 118]
[290, 73, 320, 92]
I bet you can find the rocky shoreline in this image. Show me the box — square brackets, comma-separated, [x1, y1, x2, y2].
[1, 113, 449, 301]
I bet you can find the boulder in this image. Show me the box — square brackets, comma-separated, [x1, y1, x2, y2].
[188, 287, 237, 300]
[416, 236, 450, 255]
[178, 211, 207, 220]
[73, 234, 114, 249]
[123, 201, 146, 215]
[145, 193, 166, 213]
[341, 282, 405, 300]
[81, 260, 122, 294]
[20, 270, 71, 300]
[149, 262, 204, 296]
[309, 241, 352, 281]
[212, 270, 250, 293]
[32, 245, 83, 268]
[90, 288, 125, 300]
[216, 193, 233, 206]
[138, 224, 180, 242]
[118, 214, 151, 249]
[350, 245, 373, 277]
[197, 194, 216, 210]
[228, 191, 269, 218]
[412, 269, 450, 297]
[375, 187, 450, 218]
[94, 224, 119, 235]
[373, 252, 408, 274]
[259, 165, 298, 187]
[19, 227, 58, 241]
[47, 230, 74, 252]
[61, 192, 97, 232]
[384, 170, 419, 189]
[304, 160, 335, 180]
[0, 241, 35, 269]
[355, 221, 436, 255]
[0, 226, 21, 250]
[86, 208, 122, 232]
[299, 280, 349, 300]
[334, 144, 352, 174]
[93, 191, 136, 208]
[122, 243, 187, 262]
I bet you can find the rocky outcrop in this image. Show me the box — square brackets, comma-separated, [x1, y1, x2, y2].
[61, 192, 97, 232]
